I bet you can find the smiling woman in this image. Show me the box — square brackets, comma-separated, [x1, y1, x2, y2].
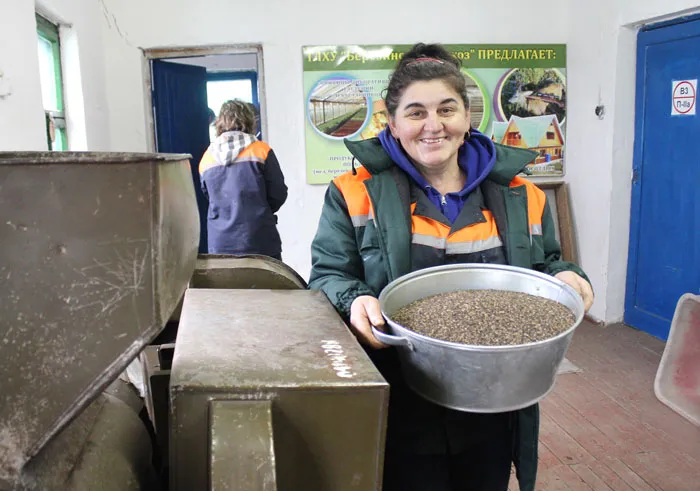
[387, 79, 470, 192]
[308, 42, 593, 491]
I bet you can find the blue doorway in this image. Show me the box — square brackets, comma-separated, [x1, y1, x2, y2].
[625, 17, 700, 340]
[152, 59, 211, 253]
[149, 49, 264, 254]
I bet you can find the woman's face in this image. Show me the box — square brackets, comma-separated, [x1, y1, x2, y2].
[388, 79, 470, 173]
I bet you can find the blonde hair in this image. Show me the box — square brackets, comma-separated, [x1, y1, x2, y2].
[215, 100, 256, 136]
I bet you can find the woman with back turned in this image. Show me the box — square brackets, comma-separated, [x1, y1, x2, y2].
[199, 100, 287, 260]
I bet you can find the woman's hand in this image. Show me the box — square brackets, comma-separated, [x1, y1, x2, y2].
[555, 271, 594, 312]
[349, 295, 389, 349]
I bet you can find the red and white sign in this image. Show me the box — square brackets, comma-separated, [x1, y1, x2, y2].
[672, 79, 697, 116]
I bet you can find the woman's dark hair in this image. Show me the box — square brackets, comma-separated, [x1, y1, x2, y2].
[384, 43, 469, 116]
[215, 100, 256, 137]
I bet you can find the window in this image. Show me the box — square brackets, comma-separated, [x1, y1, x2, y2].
[36, 14, 66, 151]
[546, 131, 555, 140]
[206, 71, 260, 140]
[207, 79, 253, 111]
[206, 71, 258, 114]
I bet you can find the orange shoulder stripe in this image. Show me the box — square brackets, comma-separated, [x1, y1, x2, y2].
[333, 167, 373, 220]
[510, 176, 546, 233]
[236, 141, 271, 163]
[199, 149, 217, 175]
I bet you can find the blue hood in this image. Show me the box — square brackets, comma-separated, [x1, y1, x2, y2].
[378, 128, 496, 222]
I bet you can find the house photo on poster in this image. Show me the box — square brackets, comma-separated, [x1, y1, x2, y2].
[302, 44, 566, 184]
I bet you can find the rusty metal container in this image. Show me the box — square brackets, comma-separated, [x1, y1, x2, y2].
[190, 254, 307, 290]
[0, 152, 199, 485]
[144, 254, 307, 471]
[168, 254, 307, 323]
[17, 392, 157, 491]
[170, 289, 389, 491]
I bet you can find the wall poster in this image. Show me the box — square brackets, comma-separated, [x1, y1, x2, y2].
[303, 44, 566, 184]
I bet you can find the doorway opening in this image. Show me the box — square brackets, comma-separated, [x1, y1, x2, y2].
[143, 45, 265, 253]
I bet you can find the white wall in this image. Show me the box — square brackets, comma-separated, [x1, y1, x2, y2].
[0, 0, 108, 151]
[0, 0, 46, 150]
[565, 0, 700, 321]
[41, 0, 110, 151]
[99, 0, 570, 288]
[565, 0, 622, 322]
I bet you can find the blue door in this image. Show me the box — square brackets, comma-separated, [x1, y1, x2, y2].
[152, 59, 211, 253]
[626, 18, 700, 340]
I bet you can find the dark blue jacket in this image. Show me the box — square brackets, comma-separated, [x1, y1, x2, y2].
[199, 132, 287, 257]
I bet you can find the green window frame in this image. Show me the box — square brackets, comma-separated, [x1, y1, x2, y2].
[36, 13, 67, 151]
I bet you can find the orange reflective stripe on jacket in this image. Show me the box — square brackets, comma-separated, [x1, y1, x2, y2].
[199, 149, 217, 175]
[199, 141, 271, 175]
[411, 204, 503, 254]
[333, 169, 546, 253]
[510, 176, 545, 237]
[334, 166, 374, 228]
[236, 141, 270, 164]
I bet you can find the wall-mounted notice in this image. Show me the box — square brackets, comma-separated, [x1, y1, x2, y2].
[302, 44, 567, 184]
[672, 79, 697, 116]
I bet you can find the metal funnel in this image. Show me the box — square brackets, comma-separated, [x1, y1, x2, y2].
[0, 152, 199, 484]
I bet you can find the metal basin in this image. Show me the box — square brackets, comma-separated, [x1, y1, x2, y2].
[371, 264, 584, 413]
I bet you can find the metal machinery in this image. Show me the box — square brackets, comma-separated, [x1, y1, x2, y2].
[0, 152, 388, 490]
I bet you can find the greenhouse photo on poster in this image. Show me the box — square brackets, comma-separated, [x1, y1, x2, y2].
[302, 44, 566, 184]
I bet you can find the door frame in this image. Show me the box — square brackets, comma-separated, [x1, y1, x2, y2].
[142, 44, 266, 153]
[624, 15, 700, 338]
